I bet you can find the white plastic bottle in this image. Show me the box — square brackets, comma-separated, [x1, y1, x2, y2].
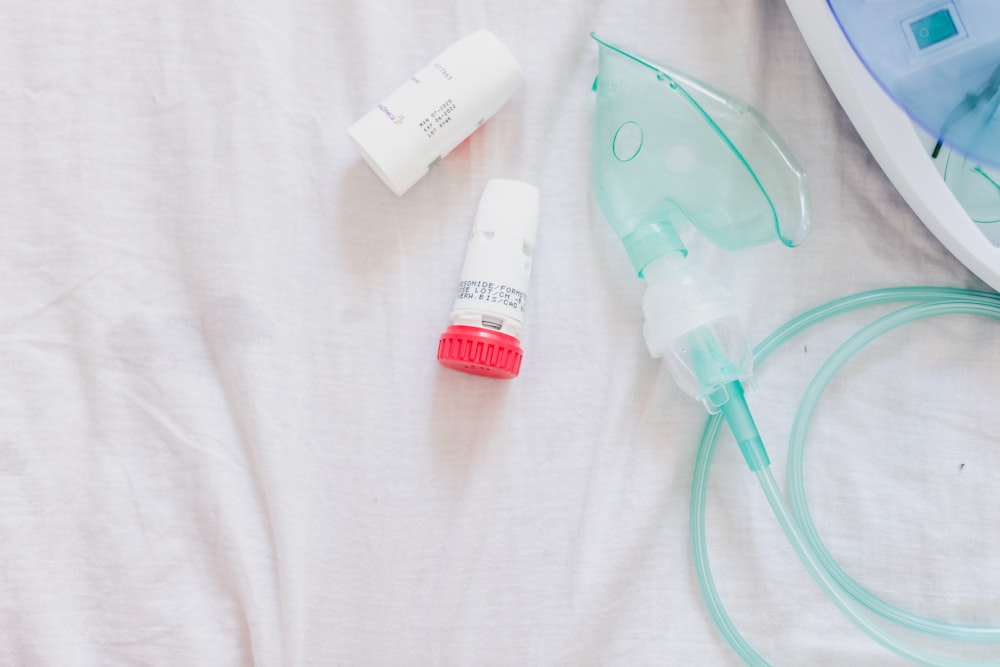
[347, 31, 522, 196]
[437, 179, 539, 379]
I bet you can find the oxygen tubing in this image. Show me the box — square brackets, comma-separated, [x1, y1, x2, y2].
[690, 287, 1000, 666]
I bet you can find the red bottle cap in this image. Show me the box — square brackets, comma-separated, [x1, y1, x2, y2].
[437, 325, 523, 379]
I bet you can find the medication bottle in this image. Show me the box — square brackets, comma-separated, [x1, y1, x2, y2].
[347, 31, 522, 196]
[437, 179, 539, 378]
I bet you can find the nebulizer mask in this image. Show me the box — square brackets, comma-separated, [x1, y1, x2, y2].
[591, 34, 809, 467]
[590, 34, 1000, 666]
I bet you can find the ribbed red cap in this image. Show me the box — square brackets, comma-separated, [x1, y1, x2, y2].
[437, 325, 523, 379]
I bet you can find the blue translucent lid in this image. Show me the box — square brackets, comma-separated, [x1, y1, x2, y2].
[828, 0, 1000, 166]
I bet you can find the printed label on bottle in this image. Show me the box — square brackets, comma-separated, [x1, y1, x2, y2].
[455, 280, 528, 314]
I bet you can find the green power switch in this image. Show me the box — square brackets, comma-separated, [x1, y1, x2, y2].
[910, 9, 959, 49]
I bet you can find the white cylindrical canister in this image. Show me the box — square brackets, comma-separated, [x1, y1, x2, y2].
[347, 30, 522, 196]
[437, 179, 539, 379]
[449, 179, 539, 337]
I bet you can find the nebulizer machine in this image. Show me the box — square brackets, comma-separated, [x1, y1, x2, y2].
[590, 30, 1000, 666]
[786, 0, 1000, 289]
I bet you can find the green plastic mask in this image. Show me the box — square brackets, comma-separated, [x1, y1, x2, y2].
[591, 34, 811, 276]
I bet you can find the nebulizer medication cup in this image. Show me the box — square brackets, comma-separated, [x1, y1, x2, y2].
[591, 34, 1000, 665]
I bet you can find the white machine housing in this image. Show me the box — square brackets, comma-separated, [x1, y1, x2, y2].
[784, 0, 1000, 291]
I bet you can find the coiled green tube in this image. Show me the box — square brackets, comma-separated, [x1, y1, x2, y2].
[690, 287, 1000, 666]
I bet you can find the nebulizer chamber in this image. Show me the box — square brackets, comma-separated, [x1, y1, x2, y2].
[591, 33, 1000, 666]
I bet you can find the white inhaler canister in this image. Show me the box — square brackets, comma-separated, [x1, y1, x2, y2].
[437, 179, 539, 379]
[347, 30, 522, 196]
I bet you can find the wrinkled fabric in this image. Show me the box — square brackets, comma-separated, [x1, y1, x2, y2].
[0, 1, 997, 665]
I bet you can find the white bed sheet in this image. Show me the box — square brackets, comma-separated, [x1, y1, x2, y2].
[1, 0, 998, 665]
